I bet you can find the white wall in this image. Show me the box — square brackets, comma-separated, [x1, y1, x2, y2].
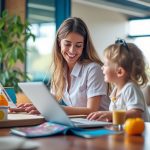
[72, 2, 129, 58]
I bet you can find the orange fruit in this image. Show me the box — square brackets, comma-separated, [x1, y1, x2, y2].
[0, 94, 9, 106]
[124, 118, 145, 135]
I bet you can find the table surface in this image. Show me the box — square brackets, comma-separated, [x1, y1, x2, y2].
[0, 123, 150, 150]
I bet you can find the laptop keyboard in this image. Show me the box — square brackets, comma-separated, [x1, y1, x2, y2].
[71, 118, 108, 125]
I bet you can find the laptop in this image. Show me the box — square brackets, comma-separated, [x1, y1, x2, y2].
[18, 82, 111, 128]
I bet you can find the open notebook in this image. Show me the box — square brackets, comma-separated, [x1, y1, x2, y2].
[18, 82, 111, 128]
[11, 122, 120, 138]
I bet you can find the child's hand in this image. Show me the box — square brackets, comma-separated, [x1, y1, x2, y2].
[87, 111, 112, 122]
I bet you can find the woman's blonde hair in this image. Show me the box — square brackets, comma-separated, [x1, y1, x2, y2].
[51, 17, 103, 100]
[104, 41, 148, 86]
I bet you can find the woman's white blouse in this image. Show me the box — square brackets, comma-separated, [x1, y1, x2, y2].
[62, 62, 110, 111]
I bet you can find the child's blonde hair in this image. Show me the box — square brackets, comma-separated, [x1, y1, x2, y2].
[104, 40, 148, 86]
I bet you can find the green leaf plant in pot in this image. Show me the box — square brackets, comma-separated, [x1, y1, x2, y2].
[0, 10, 35, 92]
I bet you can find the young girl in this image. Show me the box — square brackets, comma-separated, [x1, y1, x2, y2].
[87, 39, 150, 122]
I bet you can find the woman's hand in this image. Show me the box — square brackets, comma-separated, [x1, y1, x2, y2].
[87, 111, 112, 122]
[9, 103, 40, 115]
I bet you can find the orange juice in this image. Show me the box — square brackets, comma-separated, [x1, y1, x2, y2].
[0, 94, 9, 106]
[113, 110, 126, 125]
[0, 94, 8, 120]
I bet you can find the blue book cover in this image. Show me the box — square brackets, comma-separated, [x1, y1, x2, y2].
[11, 122, 121, 138]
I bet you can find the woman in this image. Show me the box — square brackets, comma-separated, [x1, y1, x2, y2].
[11, 17, 110, 115]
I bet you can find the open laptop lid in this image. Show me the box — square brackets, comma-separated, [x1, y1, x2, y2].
[18, 82, 112, 128]
[18, 82, 74, 127]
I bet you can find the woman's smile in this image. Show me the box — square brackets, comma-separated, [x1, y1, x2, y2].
[60, 32, 84, 69]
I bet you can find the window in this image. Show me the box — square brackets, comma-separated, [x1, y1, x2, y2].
[128, 19, 150, 37]
[26, 0, 55, 82]
[0, 0, 4, 16]
[134, 37, 150, 77]
[128, 18, 150, 78]
[26, 0, 71, 82]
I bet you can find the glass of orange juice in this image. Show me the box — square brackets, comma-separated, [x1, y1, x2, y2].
[0, 93, 9, 121]
[112, 104, 126, 129]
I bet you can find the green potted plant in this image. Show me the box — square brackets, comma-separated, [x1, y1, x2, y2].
[0, 10, 35, 92]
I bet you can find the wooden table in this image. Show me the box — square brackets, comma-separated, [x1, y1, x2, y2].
[0, 123, 150, 150]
